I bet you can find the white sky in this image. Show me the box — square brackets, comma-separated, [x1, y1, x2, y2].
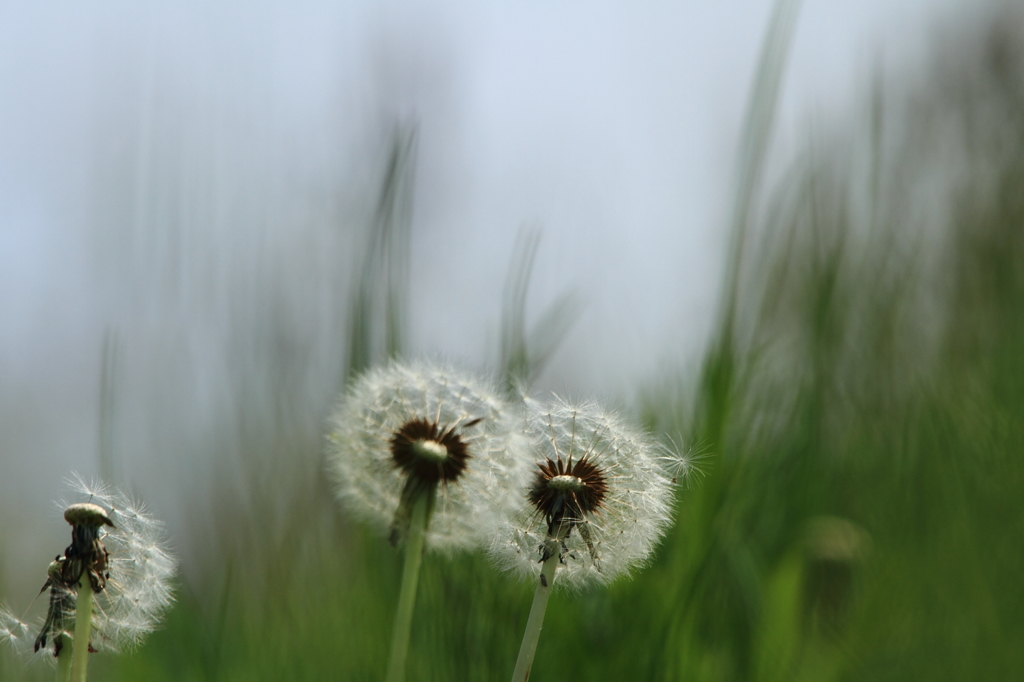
[0, 0, 978, 590]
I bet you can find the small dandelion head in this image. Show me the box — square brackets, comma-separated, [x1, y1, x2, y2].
[0, 476, 177, 663]
[490, 396, 675, 589]
[326, 359, 530, 551]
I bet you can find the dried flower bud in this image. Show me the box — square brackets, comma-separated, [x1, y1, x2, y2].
[61, 502, 115, 594]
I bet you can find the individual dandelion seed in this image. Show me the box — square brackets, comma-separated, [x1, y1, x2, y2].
[653, 436, 707, 489]
[325, 359, 530, 550]
[1, 604, 39, 656]
[0, 477, 177, 682]
[490, 396, 676, 682]
[325, 359, 530, 682]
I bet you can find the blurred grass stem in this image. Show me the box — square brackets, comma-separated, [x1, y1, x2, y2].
[71, 587, 93, 682]
[385, 491, 430, 682]
[719, 0, 800, 348]
[509, 552, 559, 682]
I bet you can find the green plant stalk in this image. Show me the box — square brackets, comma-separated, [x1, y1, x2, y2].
[55, 634, 72, 682]
[384, 492, 430, 682]
[510, 552, 560, 682]
[71, 587, 93, 682]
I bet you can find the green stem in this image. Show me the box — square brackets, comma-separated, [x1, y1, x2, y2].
[55, 635, 72, 682]
[510, 551, 560, 682]
[384, 492, 430, 682]
[71, 587, 93, 682]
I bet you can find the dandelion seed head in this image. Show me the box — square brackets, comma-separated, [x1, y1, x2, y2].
[326, 359, 531, 552]
[490, 396, 675, 589]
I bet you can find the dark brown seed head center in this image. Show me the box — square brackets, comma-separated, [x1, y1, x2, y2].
[528, 456, 608, 527]
[390, 418, 471, 484]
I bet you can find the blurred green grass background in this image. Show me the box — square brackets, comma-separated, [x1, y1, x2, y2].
[4, 6, 1024, 681]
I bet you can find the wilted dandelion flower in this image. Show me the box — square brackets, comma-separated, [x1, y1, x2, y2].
[0, 477, 176, 662]
[325, 359, 529, 550]
[61, 503, 114, 594]
[491, 396, 675, 589]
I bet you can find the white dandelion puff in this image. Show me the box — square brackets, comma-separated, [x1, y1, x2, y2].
[325, 359, 531, 551]
[490, 395, 675, 590]
[326, 359, 531, 682]
[497, 395, 678, 682]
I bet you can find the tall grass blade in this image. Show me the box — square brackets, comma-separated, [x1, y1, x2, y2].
[346, 124, 418, 381]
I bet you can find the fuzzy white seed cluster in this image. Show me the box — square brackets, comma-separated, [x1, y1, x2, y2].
[325, 359, 531, 552]
[325, 360, 683, 588]
[0, 607, 40, 658]
[489, 396, 676, 589]
[0, 477, 176, 660]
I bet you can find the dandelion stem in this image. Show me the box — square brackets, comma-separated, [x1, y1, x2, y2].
[71, 587, 93, 682]
[510, 552, 560, 682]
[55, 635, 72, 682]
[385, 491, 430, 682]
